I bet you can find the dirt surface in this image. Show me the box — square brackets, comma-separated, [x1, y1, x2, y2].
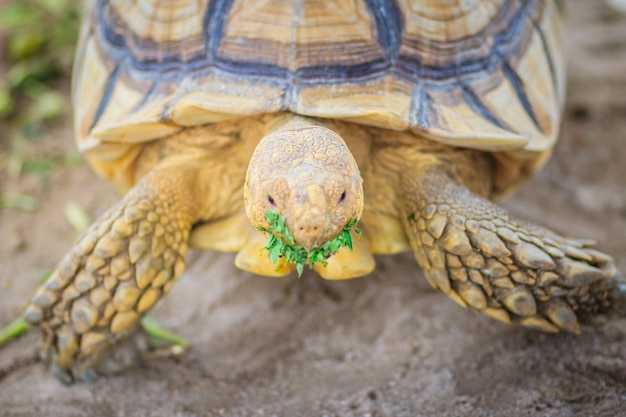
[1, 2, 626, 416]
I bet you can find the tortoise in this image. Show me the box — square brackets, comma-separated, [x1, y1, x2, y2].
[20, 0, 623, 383]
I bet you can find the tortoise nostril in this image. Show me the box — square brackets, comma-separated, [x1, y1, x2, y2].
[296, 225, 321, 233]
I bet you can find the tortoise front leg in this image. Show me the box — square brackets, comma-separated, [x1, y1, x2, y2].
[401, 165, 622, 333]
[22, 166, 203, 383]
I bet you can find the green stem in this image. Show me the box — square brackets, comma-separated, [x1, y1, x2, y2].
[140, 316, 190, 348]
[0, 317, 29, 346]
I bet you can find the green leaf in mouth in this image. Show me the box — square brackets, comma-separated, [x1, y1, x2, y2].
[258, 212, 361, 277]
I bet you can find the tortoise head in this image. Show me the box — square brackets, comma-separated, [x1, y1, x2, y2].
[244, 117, 363, 252]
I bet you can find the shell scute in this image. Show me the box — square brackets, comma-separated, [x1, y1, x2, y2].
[75, 0, 564, 187]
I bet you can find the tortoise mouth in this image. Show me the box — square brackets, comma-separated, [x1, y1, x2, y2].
[260, 212, 360, 276]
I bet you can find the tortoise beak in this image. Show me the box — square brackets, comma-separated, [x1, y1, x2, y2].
[289, 218, 329, 251]
[285, 184, 333, 250]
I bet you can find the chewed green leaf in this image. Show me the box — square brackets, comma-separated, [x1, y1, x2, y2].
[265, 211, 278, 225]
[268, 243, 281, 264]
[344, 229, 353, 251]
[328, 240, 341, 254]
[261, 211, 362, 276]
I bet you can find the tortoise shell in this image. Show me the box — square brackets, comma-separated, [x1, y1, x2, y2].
[73, 0, 565, 192]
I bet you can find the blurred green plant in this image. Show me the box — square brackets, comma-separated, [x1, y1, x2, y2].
[0, 191, 38, 211]
[0, 0, 81, 125]
[64, 200, 91, 233]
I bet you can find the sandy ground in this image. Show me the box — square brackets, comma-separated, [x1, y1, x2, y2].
[1, 2, 626, 416]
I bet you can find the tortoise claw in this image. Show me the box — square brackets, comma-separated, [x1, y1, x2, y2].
[402, 168, 624, 333]
[21, 168, 197, 382]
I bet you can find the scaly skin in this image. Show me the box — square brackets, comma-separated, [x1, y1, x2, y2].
[400, 160, 621, 333]
[246, 118, 622, 332]
[16, 115, 624, 383]
[22, 166, 202, 383]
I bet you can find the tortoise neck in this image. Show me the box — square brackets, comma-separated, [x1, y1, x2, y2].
[263, 114, 325, 134]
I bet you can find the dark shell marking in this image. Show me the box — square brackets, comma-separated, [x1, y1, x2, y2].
[75, 0, 564, 156]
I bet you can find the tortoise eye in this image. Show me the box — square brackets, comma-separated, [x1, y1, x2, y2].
[338, 191, 346, 203]
[268, 195, 276, 206]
